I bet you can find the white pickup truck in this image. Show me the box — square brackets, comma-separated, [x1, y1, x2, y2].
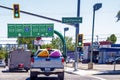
[30, 49, 64, 80]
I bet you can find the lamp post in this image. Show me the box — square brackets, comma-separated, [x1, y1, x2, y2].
[64, 27, 69, 39]
[64, 27, 69, 60]
[88, 3, 102, 69]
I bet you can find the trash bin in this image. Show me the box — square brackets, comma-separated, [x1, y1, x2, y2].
[88, 63, 93, 69]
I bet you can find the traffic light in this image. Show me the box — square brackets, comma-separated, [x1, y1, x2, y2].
[77, 34, 83, 47]
[13, 4, 20, 18]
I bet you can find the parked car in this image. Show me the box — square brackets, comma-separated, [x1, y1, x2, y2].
[114, 57, 120, 64]
[66, 58, 75, 63]
[0, 59, 6, 68]
[105, 58, 114, 64]
[66, 57, 75, 63]
[106, 57, 120, 64]
[82, 59, 90, 63]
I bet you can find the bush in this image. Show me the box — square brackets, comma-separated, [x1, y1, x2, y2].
[0, 54, 5, 59]
[0, 49, 7, 59]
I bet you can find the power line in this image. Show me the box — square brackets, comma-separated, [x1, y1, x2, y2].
[84, 33, 120, 37]
[0, 5, 74, 26]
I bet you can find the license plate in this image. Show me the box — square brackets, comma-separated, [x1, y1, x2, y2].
[45, 68, 50, 71]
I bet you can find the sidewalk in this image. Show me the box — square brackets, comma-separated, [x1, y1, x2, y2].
[65, 67, 101, 76]
[65, 62, 120, 75]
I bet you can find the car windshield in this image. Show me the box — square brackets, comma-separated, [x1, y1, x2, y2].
[115, 57, 120, 60]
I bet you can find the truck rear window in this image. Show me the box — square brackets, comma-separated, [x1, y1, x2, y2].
[36, 49, 62, 58]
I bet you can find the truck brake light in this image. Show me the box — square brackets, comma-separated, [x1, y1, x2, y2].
[62, 58, 64, 63]
[31, 58, 34, 63]
[18, 63, 24, 68]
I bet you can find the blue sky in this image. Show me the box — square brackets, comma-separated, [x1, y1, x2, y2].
[0, 0, 120, 44]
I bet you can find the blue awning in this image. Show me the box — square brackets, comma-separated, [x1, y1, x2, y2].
[99, 48, 120, 52]
[111, 44, 120, 47]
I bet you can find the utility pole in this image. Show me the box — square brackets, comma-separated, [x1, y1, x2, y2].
[74, 0, 81, 71]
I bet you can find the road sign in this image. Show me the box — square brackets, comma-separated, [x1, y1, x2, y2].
[31, 24, 53, 37]
[8, 24, 54, 38]
[62, 17, 82, 24]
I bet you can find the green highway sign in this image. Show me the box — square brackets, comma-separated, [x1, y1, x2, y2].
[31, 24, 54, 37]
[62, 17, 82, 24]
[8, 24, 54, 38]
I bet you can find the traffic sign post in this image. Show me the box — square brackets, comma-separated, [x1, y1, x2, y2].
[62, 0, 82, 71]
[8, 24, 54, 38]
[62, 16, 82, 71]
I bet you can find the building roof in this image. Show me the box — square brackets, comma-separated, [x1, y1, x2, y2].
[84, 41, 112, 46]
[99, 41, 112, 45]
[84, 43, 91, 46]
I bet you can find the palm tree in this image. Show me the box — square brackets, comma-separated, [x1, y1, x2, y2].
[116, 10, 120, 22]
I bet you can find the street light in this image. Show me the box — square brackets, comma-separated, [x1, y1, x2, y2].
[64, 27, 69, 60]
[64, 27, 69, 39]
[88, 3, 102, 69]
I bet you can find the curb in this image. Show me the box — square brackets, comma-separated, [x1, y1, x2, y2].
[65, 67, 102, 76]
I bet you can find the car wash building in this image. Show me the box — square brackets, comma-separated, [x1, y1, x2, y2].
[82, 41, 120, 64]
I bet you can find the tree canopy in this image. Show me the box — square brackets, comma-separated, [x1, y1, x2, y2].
[17, 37, 35, 50]
[106, 34, 117, 43]
[17, 36, 75, 51]
[50, 36, 75, 51]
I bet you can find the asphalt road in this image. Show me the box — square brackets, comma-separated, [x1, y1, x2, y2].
[1, 66, 120, 80]
[0, 67, 99, 80]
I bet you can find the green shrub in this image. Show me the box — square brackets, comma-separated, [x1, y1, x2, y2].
[0, 49, 7, 59]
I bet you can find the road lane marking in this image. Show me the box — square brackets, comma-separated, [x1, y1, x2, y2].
[90, 76, 107, 80]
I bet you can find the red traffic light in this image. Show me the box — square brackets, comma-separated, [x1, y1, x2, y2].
[14, 5, 18, 9]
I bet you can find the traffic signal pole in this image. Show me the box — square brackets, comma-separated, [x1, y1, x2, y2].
[0, 5, 72, 25]
[74, 0, 81, 71]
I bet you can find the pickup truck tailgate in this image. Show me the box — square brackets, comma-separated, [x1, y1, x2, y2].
[32, 57, 64, 68]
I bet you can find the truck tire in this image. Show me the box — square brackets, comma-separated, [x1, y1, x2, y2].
[9, 68, 13, 72]
[58, 72, 64, 80]
[26, 69, 28, 72]
[25, 68, 29, 72]
[30, 76, 36, 80]
[30, 72, 37, 80]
